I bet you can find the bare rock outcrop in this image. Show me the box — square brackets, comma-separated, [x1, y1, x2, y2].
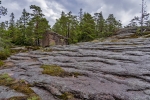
[0, 34, 150, 100]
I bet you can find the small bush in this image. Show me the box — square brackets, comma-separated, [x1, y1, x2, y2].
[0, 60, 4, 67]
[0, 49, 11, 60]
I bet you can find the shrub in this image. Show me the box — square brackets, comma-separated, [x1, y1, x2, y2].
[0, 60, 4, 67]
[0, 49, 11, 60]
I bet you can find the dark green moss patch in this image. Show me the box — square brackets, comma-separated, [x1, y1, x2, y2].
[8, 96, 27, 100]
[41, 65, 65, 76]
[41, 65, 82, 77]
[0, 60, 4, 67]
[58, 92, 74, 100]
[0, 73, 40, 100]
[0, 49, 11, 60]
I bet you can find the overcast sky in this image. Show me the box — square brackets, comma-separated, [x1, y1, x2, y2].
[0, 0, 150, 27]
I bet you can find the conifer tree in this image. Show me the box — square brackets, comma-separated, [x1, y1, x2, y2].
[29, 5, 50, 46]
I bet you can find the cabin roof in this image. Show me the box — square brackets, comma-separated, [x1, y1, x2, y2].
[45, 31, 68, 40]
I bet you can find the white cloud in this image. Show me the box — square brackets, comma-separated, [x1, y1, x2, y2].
[0, 0, 150, 27]
[8, 2, 20, 11]
[44, 1, 67, 25]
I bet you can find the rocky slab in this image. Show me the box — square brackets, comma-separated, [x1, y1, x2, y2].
[1, 36, 150, 100]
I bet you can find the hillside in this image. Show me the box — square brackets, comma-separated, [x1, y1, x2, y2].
[0, 30, 150, 100]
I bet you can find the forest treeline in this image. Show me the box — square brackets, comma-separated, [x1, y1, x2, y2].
[0, 5, 122, 47]
[0, 2, 150, 60]
[52, 9, 122, 43]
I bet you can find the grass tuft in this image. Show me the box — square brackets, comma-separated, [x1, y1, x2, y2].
[41, 65, 82, 77]
[41, 65, 66, 77]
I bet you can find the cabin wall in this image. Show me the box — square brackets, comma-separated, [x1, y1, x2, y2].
[42, 32, 67, 47]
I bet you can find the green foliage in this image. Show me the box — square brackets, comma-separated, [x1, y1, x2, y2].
[78, 12, 96, 42]
[0, 5, 50, 46]
[8, 12, 15, 40]
[53, 10, 122, 43]
[0, 5, 123, 47]
[52, 11, 79, 44]
[41, 65, 66, 76]
[105, 14, 122, 36]
[94, 12, 105, 37]
[0, 36, 11, 49]
[0, 60, 4, 67]
[13, 9, 30, 45]
[0, 49, 11, 60]
[0, 32, 11, 60]
[29, 5, 50, 46]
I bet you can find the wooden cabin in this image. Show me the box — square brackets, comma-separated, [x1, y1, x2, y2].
[42, 31, 68, 47]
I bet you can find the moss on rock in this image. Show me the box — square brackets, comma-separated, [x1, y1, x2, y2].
[41, 65, 82, 77]
[41, 65, 66, 77]
[58, 92, 75, 100]
[0, 73, 40, 100]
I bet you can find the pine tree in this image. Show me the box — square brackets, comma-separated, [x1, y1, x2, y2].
[0, 0, 7, 18]
[67, 12, 79, 43]
[52, 11, 68, 37]
[52, 11, 79, 44]
[79, 8, 83, 23]
[105, 14, 121, 36]
[20, 9, 30, 42]
[79, 12, 96, 42]
[0, 1, 11, 51]
[94, 12, 105, 37]
[29, 5, 50, 46]
[8, 12, 15, 40]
